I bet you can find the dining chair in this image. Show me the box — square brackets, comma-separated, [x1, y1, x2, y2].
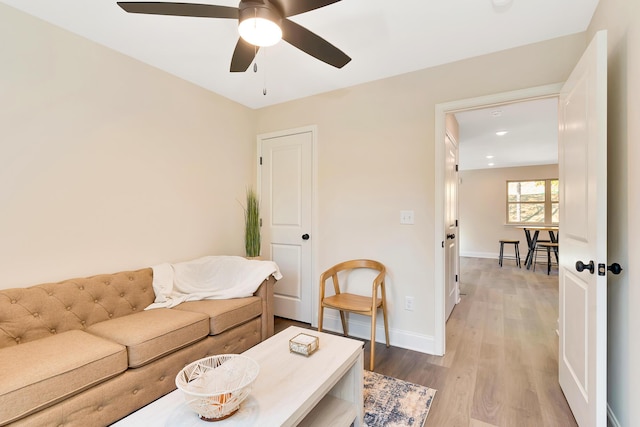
[317, 259, 389, 371]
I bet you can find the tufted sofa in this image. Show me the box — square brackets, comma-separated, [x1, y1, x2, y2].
[0, 267, 276, 426]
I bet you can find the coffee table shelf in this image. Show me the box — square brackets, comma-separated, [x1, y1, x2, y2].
[298, 394, 358, 427]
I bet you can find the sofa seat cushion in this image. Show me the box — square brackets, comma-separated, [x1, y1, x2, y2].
[0, 330, 127, 425]
[87, 308, 209, 368]
[173, 296, 262, 335]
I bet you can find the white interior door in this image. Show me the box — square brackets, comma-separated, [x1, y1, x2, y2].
[558, 30, 607, 427]
[444, 131, 459, 321]
[259, 129, 313, 323]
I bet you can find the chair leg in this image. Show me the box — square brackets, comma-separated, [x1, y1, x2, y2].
[499, 242, 504, 267]
[339, 311, 348, 336]
[318, 305, 324, 333]
[370, 308, 377, 371]
[382, 302, 390, 348]
[547, 247, 551, 275]
[515, 242, 521, 268]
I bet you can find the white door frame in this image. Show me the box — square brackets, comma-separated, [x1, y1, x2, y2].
[433, 83, 563, 355]
[256, 125, 319, 324]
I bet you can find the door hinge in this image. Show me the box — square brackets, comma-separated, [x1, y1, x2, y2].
[441, 241, 444, 248]
[455, 164, 459, 172]
[259, 157, 262, 165]
[455, 219, 458, 227]
[455, 274, 458, 282]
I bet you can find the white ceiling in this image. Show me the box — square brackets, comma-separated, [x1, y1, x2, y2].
[456, 97, 559, 171]
[3, 0, 597, 169]
[3, 0, 598, 110]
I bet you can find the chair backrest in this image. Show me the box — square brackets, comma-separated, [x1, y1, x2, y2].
[320, 259, 386, 297]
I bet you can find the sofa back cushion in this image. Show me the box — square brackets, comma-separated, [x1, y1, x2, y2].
[0, 269, 154, 349]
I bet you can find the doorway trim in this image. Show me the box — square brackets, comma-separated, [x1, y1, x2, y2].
[434, 83, 563, 355]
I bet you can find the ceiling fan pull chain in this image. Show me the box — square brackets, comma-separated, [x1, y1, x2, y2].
[253, 44, 258, 73]
[263, 48, 268, 96]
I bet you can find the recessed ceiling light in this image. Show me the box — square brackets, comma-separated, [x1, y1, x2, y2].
[486, 155, 494, 159]
[488, 163, 495, 166]
[496, 130, 508, 136]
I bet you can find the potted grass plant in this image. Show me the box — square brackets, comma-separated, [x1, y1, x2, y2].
[244, 187, 261, 258]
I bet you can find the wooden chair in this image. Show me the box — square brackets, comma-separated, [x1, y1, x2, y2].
[318, 259, 389, 371]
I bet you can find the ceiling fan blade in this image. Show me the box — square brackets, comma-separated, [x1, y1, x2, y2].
[117, 2, 238, 19]
[280, 19, 351, 69]
[230, 38, 259, 72]
[275, 0, 341, 18]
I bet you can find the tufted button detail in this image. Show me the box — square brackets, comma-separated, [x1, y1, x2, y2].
[81, 320, 86, 325]
[224, 345, 230, 351]
[104, 280, 110, 285]
[109, 313, 113, 318]
[132, 306, 137, 311]
[79, 286, 84, 290]
[50, 329, 56, 334]
[15, 337, 21, 343]
[94, 299, 98, 303]
[66, 306, 71, 311]
[120, 293, 125, 297]
[129, 276, 134, 281]
[159, 375, 166, 381]
[48, 292, 54, 297]
[132, 389, 138, 395]
[97, 406, 103, 412]
[33, 312, 39, 318]
[11, 299, 16, 304]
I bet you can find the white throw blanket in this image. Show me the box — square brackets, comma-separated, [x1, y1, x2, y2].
[146, 256, 282, 310]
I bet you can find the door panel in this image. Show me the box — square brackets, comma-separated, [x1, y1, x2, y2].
[444, 132, 459, 320]
[260, 130, 313, 322]
[558, 30, 607, 427]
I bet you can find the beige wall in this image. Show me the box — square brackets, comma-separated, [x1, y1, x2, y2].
[256, 33, 585, 350]
[587, 0, 640, 424]
[0, 5, 257, 288]
[459, 164, 559, 258]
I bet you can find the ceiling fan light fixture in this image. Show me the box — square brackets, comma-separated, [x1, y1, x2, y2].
[238, 6, 282, 47]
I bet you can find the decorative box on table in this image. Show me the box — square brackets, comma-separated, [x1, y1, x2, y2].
[289, 333, 319, 356]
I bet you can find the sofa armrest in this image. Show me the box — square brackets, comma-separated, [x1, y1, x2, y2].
[253, 276, 276, 339]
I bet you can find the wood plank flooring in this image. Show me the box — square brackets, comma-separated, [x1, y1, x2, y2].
[275, 256, 577, 427]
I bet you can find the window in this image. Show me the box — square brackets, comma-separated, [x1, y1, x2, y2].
[507, 179, 559, 224]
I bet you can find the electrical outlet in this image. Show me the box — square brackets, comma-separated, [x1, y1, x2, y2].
[405, 296, 414, 311]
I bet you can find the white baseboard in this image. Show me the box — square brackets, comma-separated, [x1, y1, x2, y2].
[319, 313, 435, 354]
[607, 403, 621, 427]
[460, 251, 498, 259]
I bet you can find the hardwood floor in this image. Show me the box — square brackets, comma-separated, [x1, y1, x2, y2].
[275, 256, 577, 427]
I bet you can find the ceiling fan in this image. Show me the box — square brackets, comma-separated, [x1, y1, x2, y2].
[117, 1, 352, 72]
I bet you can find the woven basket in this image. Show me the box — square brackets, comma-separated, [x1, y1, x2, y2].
[175, 354, 260, 421]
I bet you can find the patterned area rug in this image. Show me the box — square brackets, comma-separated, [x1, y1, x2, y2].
[363, 371, 436, 427]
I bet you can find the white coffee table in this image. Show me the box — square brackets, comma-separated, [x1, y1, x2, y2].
[112, 326, 364, 427]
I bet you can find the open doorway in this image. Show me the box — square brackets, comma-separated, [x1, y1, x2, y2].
[434, 83, 562, 355]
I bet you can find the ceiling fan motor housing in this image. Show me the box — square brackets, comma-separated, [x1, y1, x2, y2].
[239, 0, 283, 25]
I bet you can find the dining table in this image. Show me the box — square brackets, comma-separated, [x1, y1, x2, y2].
[518, 225, 559, 269]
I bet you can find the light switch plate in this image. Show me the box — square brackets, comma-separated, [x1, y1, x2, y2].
[400, 210, 414, 225]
